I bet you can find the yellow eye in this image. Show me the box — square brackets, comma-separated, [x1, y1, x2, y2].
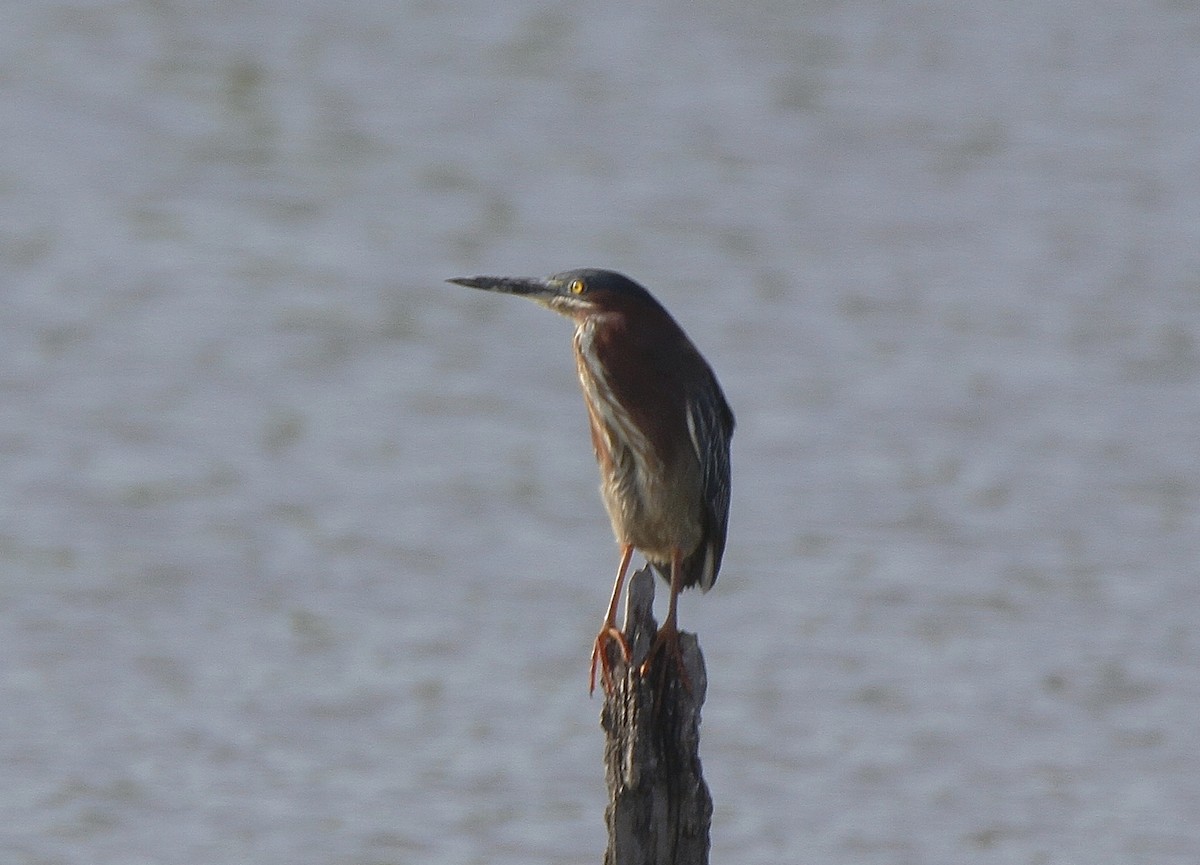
[569, 279, 586, 295]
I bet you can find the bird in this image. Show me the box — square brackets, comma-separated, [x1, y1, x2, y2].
[448, 268, 734, 694]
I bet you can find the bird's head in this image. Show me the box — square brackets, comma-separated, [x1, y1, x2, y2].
[447, 268, 660, 322]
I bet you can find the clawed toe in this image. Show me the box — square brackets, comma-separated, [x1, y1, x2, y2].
[639, 623, 691, 693]
[589, 627, 632, 695]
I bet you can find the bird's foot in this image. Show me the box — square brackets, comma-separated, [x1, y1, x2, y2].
[639, 621, 691, 693]
[589, 626, 632, 696]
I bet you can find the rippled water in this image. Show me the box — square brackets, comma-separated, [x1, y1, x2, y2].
[4, 3, 1199, 863]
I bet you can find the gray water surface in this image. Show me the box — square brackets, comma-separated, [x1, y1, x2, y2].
[3, 3, 1199, 863]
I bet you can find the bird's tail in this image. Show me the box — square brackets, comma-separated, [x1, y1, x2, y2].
[651, 540, 720, 594]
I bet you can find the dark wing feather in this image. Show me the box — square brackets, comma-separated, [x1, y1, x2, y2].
[675, 372, 734, 591]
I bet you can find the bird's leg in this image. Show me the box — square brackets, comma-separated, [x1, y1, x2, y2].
[589, 544, 634, 695]
[640, 548, 692, 692]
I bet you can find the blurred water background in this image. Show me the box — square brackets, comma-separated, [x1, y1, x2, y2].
[3, 2, 1200, 863]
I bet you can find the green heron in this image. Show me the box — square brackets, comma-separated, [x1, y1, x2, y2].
[448, 268, 734, 693]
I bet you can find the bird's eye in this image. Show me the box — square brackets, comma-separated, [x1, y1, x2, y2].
[569, 279, 586, 295]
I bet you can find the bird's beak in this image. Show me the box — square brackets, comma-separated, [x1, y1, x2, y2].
[447, 275, 559, 302]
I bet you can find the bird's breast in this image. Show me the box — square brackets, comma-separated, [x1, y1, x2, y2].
[573, 324, 702, 559]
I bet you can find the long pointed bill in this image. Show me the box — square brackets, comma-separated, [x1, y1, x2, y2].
[446, 275, 558, 301]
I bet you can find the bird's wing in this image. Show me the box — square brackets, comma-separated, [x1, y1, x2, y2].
[683, 376, 734, 591]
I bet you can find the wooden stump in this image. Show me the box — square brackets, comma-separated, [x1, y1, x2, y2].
[600, 567, 712, 865]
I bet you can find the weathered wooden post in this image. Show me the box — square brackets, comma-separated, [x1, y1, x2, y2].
[600, 566, 712, 865]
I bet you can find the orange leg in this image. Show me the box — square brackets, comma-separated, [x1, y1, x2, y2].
[589, 544, 634, 695]
[640, 548, 691, 691]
